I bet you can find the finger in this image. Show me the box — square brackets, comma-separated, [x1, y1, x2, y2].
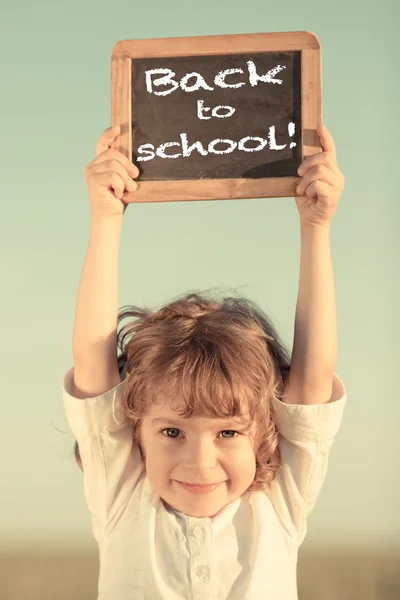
[298, 152, 340, 177]
[90, 158, 137, 189]
[296, 165, 336, 195]
[95, 125, 121, 158]
[93, 148, 140, 178]
[317, 123, 337, 160]
[94, 171, 134, 199]
[304, 179, 334, 201]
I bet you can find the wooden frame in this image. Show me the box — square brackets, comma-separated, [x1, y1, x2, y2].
[111, 31, 321, 203]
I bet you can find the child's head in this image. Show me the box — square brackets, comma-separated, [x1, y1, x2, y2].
[74, 291, 291, 518]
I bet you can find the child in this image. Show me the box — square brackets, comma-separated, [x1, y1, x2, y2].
[63, 123, 346, 599]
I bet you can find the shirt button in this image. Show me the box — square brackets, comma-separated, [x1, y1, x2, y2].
[195, 564, 210, 582]
[193, 526, 205, 541]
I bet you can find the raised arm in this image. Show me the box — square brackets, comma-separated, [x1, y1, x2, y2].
[283, 123, 345, 405]
[72, 126, 139, 398]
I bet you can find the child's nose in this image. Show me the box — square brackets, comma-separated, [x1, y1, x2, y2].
[182, 441, 218, 469]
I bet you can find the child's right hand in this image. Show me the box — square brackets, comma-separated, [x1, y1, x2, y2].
[85, 125, 139, 218]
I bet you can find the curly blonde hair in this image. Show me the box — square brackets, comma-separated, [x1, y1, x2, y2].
[74, 291, 291, 492]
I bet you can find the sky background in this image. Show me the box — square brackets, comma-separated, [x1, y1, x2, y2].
[1, 0, 398, 553]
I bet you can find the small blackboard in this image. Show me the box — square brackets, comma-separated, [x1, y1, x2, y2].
[111, 32, 321, 203]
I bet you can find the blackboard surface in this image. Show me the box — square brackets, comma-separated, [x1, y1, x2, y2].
[131, 51, 301, 181]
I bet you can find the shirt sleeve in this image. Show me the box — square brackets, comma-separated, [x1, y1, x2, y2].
[266, 373, 347, 545]
[62, 367, 143, 536]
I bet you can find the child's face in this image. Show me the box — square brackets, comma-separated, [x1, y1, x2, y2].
[139, 393, 257, 518]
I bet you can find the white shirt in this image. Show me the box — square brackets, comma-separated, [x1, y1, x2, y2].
[63, 368, 346, 600]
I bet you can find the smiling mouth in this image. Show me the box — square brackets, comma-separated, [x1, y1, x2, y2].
[176, 481, 223, 494]
[177, 481, 223, 486]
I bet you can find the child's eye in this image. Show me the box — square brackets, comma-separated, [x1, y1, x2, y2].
[160, 428, 241, 439]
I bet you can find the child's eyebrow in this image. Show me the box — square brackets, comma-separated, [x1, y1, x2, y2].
[151, 417, 252, 431]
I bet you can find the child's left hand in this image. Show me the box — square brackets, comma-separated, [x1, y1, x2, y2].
[295, 123, 344, 228]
